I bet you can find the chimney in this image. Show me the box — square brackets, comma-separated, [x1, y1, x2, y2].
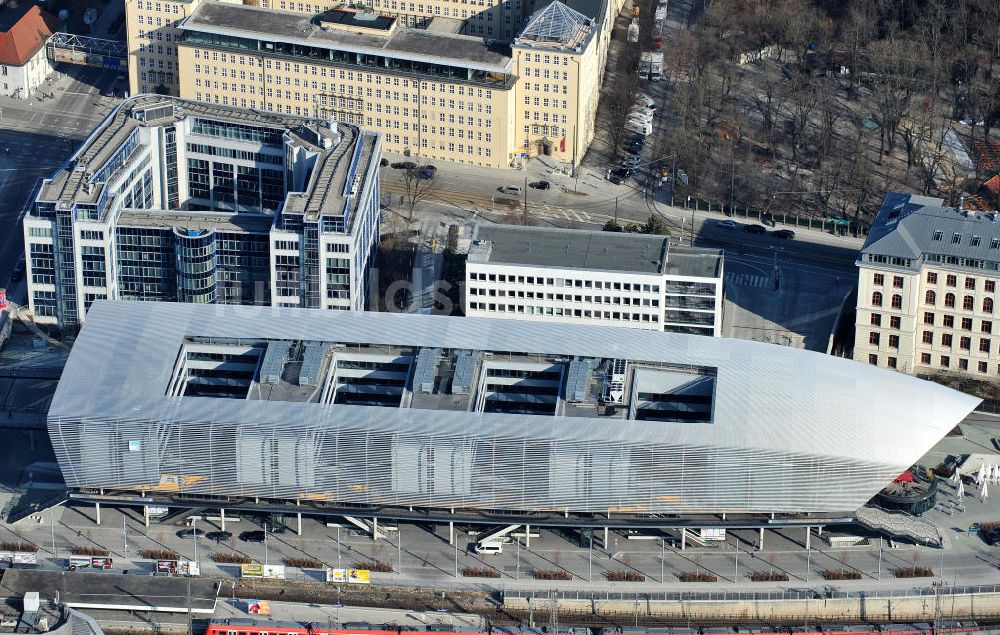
[959, 196, 965, 214]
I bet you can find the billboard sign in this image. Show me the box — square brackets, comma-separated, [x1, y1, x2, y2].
[12, 552, 37, 565]
[69, 556, 90, 569]
[326, 568, 347, 582]
[178, 561, 200, 576]
[91, 557, 113, 569]
[348, 569, 371, 584]
[241, 563, 263, 578]
[246, 599, 271, 616]
[156, 560, 177, 574]
[262, 564, 285, 580]
[699, 528, 726, 541]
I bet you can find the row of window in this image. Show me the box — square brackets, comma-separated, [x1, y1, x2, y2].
[925, 271, 995, 290]
[922, 312, 994, 331]
[469, 271, 664, 293]
[468, 302, 662, 322]
[930, 230, 1000, 249]
[924, 290, 995, 313]
[867, 354, 999, 375]
[468, 287, 664, 307]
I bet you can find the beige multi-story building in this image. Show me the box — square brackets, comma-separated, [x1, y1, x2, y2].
[854, 192, 1000, 380]
[125, 0, 621, 169]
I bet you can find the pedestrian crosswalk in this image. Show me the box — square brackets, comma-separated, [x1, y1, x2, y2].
[725, 272, 769, 288]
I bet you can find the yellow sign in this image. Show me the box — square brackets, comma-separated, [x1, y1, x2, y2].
[347, 569, 371, 584]
[241, 563, 263, 578]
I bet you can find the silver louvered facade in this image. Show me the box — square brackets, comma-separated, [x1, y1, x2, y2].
[47, 301, 980, 515]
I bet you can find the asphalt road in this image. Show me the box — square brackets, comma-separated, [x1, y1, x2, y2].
[0, 65, 120, 295]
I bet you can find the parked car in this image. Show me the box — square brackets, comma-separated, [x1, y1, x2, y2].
[177, 528, 204, 539]
[629, 106, 653, 117]
[741, 224, 767, 234]
[625, 120, 652, 136]
[379, 158, 389, 167]
[716, 219, 739, 229]
[498, 185, 523, 196]
[390, 161, 417, 170]
[206, 531, 232, 544]
[473, 542, 503, 555]
[607, 167, 634, 184]
[529, 180, 551, 190]
[634, 94, 654, 108]
[240, 530, 267, 542]
[621, 156, 641, 168]
[772, 229, 795, 240]
[628, 112, 653, 124]
[416, 165, 437, 179]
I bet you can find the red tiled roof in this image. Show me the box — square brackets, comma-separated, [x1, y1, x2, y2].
[0, 5, 60, 67]
[971, 139, 1000, 175]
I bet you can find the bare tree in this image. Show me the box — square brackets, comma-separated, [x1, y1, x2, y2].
[400, 168, 438, 224]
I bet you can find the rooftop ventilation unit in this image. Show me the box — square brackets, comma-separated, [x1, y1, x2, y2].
[259, 340, 292, 384]
[601, 358, 628, 404]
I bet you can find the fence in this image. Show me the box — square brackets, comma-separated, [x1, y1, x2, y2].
[504, 584, 1000, 603]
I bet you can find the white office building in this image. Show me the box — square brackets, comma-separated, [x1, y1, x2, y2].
[23, 96, 381, 329]
[464, 225, 724, 336]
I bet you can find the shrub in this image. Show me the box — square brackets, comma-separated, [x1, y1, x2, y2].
[355, 561, 393, 573]
[532, 569, 572, 581]
[211, 551, 252, 564]
[462, 567, 501, 578]
[284, 557, 323, 569]
[606, 570, 646, 582]
[822, 569, 862, 580]
[1, 542, 38, 553]
[894, 566, 933, 578]
[679, 571, 717, 582]
[71, 546, 109, 556]
[750, 571, 789, 582]
[140, 549, 181, 560]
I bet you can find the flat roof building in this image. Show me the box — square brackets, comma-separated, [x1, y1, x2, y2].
[46, 300, 977, 519]
[126, 0, 623, 169]
[854, 192, 1000, 380]
[465, 225, 724, 335]
[23, 96, 382, 329]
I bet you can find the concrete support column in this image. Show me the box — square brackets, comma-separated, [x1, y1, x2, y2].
[143, 505, 149, 528]
[373, 517, 378, 541]
[818, 526, 823, 536]
[759, 527, 764, 550]
[297, 512, 302, 536]
[680, 528, 686, 550]
[220, 508, 226, 532]
[449, 521, 454, 546]
[805, 526, 810, 550]
[525, 524, 530, 548]
[95, 502, 101, 526]
[603, 526, 608, 550]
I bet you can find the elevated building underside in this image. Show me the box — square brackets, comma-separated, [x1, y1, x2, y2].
[47, 301, 979, 522]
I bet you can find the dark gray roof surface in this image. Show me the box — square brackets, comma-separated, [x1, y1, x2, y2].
[861, 192, 1000, 269]
[184, 2, 512, 72]
[469, 225, 723, 277]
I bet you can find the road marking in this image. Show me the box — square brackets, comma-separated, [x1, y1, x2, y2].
[725, 272, 769, 288]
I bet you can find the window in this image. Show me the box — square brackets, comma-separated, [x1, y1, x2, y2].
[888, 316, 900, 329]
[921, 353, 932, 364]
[987, 280, 996, 293]
[947, 274, 957, 287]
[941, 355, 950, 367]
[983, 321, 993, 334]
[980, 361, 989, 373]
[944, 315, 955, 327]
[868, 354, 878, 365]
[958, 336, 970, 349]
[872, 291, 883, 307]
[891, 294, 902, 309]
[889, 334, 899, 348]
[870, 313, 882, 326]
[973, 235, 983, 247]
[927, 272, 938, 284]
[869, 332, 880, 346]
[942, 334, 953, 347]
[873, 273, 884, 286]
[964, 296, 975, 310]
[932, 231, 943, 241]
[923, 331, 934, 344]
[959, 358, 969, 371]
[952, 233, 962, 244]
[888, 357, 898, 369]
[985, 298, 994, 314]
[981, 339, 991, 353]
[893, 276, 904, 288]
[966, 277, 977, 290]
[962, 317, 973, 330]
[945, 293, 956, 308]
[924, 312, 935, 325]
[925, 290, 936, 305]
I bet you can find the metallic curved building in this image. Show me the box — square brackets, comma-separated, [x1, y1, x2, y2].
[47, 300, 979, 517]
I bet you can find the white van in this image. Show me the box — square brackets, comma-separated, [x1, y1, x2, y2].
[625, 120, 652, 136]
[628, 109, 653, 122]
[634, 94, 654, 108]
[473, 542, 504, 555]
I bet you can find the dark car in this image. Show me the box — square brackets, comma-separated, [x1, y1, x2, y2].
[240, 530, 267, 542]
[529, 180, 550, 190]
[390, 161, 417, 170]
[741, 224, 767, 235]
[206, 531, 232, 544]
[624, 142, 643, 153]
[419, 164, 437, 178]
[176, 528, 204, 539]
[981, 526, 1000, 546]
[607, 167, 634, 184]
[772, 229, 795, 240]
[379, 158, 389, 167]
